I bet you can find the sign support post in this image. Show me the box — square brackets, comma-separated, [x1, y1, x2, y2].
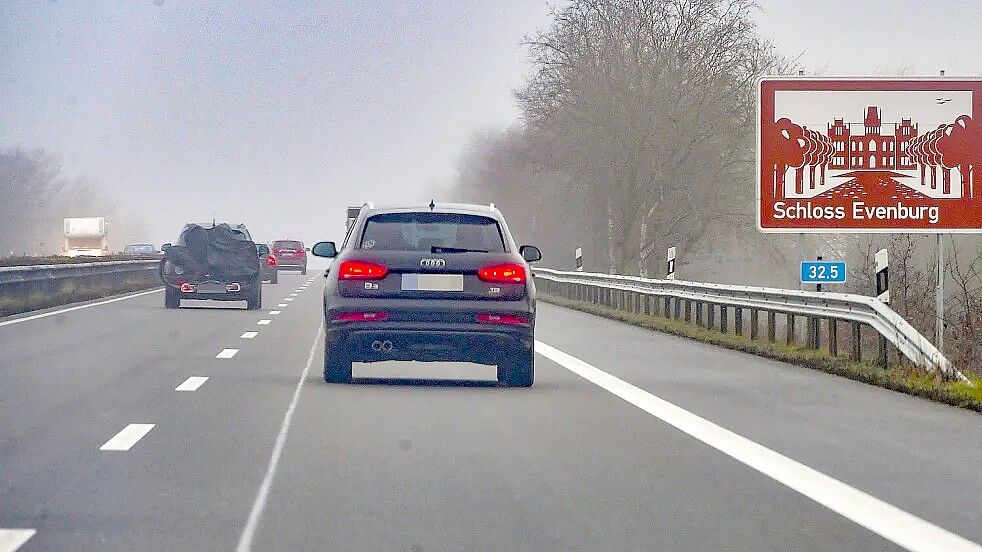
[936, 234, 944, 352]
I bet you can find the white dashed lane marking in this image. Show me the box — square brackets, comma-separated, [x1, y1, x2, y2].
[269, 310, 281, 315]
[175, 376, 209, 391]
[241, 331, 259, 339]
[0, 529, 36, 552]
[99, 424, 154, 451]
[216, 349, 239, 359]
[284, 298, 294, 302]
[257, 319, 271, 325]
[277, 304, 287, 308]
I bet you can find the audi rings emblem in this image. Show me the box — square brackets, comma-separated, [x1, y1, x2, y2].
[420, 258, 447, 268]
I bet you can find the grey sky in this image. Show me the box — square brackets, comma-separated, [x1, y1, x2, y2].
[1, 0, 978, 245]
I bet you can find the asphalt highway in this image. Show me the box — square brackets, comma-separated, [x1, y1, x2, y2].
[1, 272, 979, 551]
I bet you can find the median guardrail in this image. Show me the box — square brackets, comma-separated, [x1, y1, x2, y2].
[533, 267, 967, 382]
[0, 260, 162, 305]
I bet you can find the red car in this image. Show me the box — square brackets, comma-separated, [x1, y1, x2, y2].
[271, 240, 308, 275]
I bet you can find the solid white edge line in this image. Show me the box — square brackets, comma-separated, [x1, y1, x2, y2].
[0, 529, 36, 552]
[241, 331, 259, 339]
[175, 376, 209, 391]
[534, 341, 982, 552]
[0, 288, 162, 328]
[99, 423, 154, 451]
[257, 319, 271, 325]
[236, 323, 322, 552]
[216, 348, 239, 359]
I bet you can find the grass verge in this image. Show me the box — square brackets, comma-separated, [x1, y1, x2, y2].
[540, 293, 982, 413]
[0, 281, 159, 317]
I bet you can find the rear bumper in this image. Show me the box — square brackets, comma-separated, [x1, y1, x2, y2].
[326, 321, 533, 364]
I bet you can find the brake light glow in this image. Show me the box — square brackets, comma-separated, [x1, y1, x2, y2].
[332, 311, 389, 323]
[338, 260, 389, 280]
[477, 313, 530, 326]
[267, 255, 277, 266]
[180, 283, 196, 293]
[477, 263, 526, 284]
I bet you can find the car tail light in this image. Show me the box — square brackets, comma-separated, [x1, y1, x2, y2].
[267, 255, 277, 266]
[332, 311, 389, 323]
[477, 263, 526, 284]
[180, 282, 196, 293]
[477, 313, 530, 326]
[338, 260, 389, 280]
[226, 283, 241, 292]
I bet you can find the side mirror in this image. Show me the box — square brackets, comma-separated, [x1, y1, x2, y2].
[311, 241, 338, 258]
[161, 243, 172, 251]
[519, 245, 542, 263]
[257, 244, 270, 256]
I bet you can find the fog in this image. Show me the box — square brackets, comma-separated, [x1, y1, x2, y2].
[0, 0, 978, 251]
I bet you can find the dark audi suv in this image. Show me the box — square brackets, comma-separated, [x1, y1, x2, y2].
[311, 203, 541, 387]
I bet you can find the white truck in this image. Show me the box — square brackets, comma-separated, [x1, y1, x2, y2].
[63, 217, 109, 257]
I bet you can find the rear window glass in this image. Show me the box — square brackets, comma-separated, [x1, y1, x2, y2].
[360, 212, 505, 252]
[273, 241, 303, 249]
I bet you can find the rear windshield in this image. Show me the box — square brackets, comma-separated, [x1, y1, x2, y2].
[360, 212, 505, 252]
[273, 241, 303, 249]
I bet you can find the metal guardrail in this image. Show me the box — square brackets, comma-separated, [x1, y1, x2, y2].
[0, 260, 162, 302]
[533, 268, 967, 383]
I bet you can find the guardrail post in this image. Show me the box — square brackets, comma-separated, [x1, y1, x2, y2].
[734, 308, 743, 336]
[684, 300, 691, 323]
[750, 309, 759, 340]
[695, 302, 703, 326]
[852, 322, 862, 361]
[707, 302, 715, 329]
[786, 314, 795, 345]
[828, 318, 838, 357]
[673, 297, 681, 320]
[720, 305, 728, 333]
[878, 335, 888, 367]
[664, 296, 671, 318]
[767, 311, 776, 342]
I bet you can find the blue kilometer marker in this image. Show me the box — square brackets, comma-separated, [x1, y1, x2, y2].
[801, 261, 846, 284]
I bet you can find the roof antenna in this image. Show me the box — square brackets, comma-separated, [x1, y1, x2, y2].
[429, 199, 435, 211]
[212, 210, 216, 227]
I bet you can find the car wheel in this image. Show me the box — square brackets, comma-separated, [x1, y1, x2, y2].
[499, 347, 534, 387]
[246, 287, 262, 310]
[301, 266, 307, 275]
[270, 270, 278, 284]
[324, 339, 352, 383]
[164, 288, 180, 309]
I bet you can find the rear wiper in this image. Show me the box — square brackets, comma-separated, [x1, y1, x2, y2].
[430, 246, 489, 254]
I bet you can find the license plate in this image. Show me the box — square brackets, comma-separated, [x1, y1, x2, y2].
[401, 273, 464, 291]
[196, 283, 227, 294]
[280, 251, 294, 256]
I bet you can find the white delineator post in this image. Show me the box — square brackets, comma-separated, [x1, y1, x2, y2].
[575, 247, 584, 272]
[666, 247, 676, 280]
[875, 248, 889, 304]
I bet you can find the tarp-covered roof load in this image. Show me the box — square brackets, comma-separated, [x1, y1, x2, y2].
[161, 223, 259, 282]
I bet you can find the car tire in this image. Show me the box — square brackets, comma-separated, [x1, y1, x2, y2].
[164, 288, 180, 309]
[301, 266, 307, 275]
[246, 287, 262, 310]
[324, 339, 352, 383]
[499, 347, 534, 387]
[270, 270, 278, 284]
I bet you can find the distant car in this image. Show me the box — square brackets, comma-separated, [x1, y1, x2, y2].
[121, 243, 157, 256]
[258, 243, 278, 284]
[311, 203, 541, 387]
[271, 240, 307, 275]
